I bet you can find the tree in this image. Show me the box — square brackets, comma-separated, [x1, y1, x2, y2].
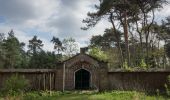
[82, 0, 132, 66]
[90, 28, 124, 67]
[2, 30, 23, 68]
[129, 0, 167, 66]
[165, 43, 170, 59]
[82, 0, 167, 68]
[90, 28, 122, 49]
[62, 38, 78, 58]
[28, 36, 44, 68]
[90, 35, 103, 47]
[0, 33, 5, 68]
[28, 35, 43, 56]
[19, 42, 29, 68]
[51, 36, 64, 54]
[161, 17, 170, 67]
[30, 51, 57, 68]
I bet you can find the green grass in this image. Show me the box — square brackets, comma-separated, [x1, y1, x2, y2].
[1, 91, 170, 100]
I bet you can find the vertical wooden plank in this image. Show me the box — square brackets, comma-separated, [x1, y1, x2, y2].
[50, 73, 52, 95]
[38, 74, 41, 90]
[54, 71, 57, 90]
[63, 63, 66, 92]
[52, 73, 54, 90]
[43, 73, 46, 90]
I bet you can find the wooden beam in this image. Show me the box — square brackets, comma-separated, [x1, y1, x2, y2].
[50, 73, 51, 95]
[43, 73, 46, 90]
[63, 63, 66, 92]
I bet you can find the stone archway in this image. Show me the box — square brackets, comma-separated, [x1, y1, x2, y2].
[75, 69, 90, 90]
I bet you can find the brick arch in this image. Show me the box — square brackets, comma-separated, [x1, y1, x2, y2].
[74, 68, 91, 89]
[65, 60, 99, 90]
[69, 61, 97, 70]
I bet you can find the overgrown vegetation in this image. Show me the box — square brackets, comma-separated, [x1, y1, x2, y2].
[0, 91, 169, 100]
[165, 75, 170, 97]
[1, 74, 29, 96]
[0, 75, 169, 99]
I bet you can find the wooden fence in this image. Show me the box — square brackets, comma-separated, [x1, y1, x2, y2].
[0, 69, 57, 91]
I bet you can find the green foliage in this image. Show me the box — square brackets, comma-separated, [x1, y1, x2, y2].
[165, 75, 170, 97]
[105, 48, 121, 68]
[165, 84, 170, 97]
[90, 28, 123, 68]
[24, 91, 62, 100]
[28, 35, 43, 55]
[0, 30, 30, 68]
[88, 47, 108, 61]
[123, 60, 128, 69]
[62, 37, 78, 58]
[28, 36, 62, 68]
[139, 59, 147, 69]
[0, 33, 5, 68]
[167, 75, 170, 85]
[2, 30, 25, 68]
[122, 60, 134, 71]
[156, 89, 160, 97]
[83, 0, 169, 68]
[51, 36, 64, 54]
[165, 42, 170, 58]
[2, 74, 29, 96]
[29, 51, 59, 68]
[0, 91, 167, 100]
[90, 28, 122, 50]
[0, 30, 65, 69]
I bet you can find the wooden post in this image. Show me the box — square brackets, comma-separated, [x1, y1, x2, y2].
[53, 72, 56, 90]
[50, 73, 51, 95]
[38, 74, 41, 90]
[52, 73, 54, 90]
[43, 73, 46, 90]
[63, 63, 66, 92]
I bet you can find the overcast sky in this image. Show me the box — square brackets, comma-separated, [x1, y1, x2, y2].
[0, 0, 170, 51]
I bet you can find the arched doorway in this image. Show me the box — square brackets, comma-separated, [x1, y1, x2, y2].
[75, 69, 90, 90]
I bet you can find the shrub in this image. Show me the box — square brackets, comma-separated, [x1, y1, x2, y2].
[123, 60, 128, 69]
[88, 47, 108, 61]
[167, 75, 170, 85]
[165, 75, 170, 97]
[139, 59, 147, 69]
[2, 74, 29, 96]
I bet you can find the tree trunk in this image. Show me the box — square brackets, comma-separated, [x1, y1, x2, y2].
[128, 24, 136, 67]
[163, 40, 167, 69]
[123, 10, 130, 67]
[135, 20, 143, 59]
[110, 13, 124, 68]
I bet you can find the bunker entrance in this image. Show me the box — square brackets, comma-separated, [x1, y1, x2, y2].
[75, 69, 90, 90]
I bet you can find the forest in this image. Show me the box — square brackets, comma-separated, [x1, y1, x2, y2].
[0, 30, 80, 68]
[0, 0, 170, 70]
[82, 0, 170, 70]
